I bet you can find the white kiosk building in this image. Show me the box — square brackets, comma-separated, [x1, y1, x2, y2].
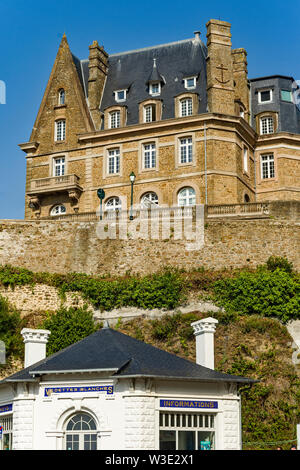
[0, 318, 254, 450]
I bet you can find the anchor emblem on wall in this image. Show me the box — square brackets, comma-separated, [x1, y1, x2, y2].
[215, 63, 230, 85]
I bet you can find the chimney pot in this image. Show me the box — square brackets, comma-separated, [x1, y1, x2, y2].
[191, 317, 218, 369]
[21, 328, 51, 368]
[194, 31, 201, 41]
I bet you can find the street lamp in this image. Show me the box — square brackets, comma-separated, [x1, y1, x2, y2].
[129, 171, 136, 220]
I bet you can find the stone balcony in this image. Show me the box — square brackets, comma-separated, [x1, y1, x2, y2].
[28, 174, 83, 196]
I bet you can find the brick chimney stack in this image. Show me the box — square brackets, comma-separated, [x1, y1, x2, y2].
[88, 40, 108, 129]
[206, 19, 235, 115]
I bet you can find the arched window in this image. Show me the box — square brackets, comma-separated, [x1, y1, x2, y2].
[58, 89, 65, 105]
[178, 187, 196, 206]
[105, 197, 122, 212]
[65, 413, 97, 451]
[141, 192, 159, 208]
[244, 194, 250, 203]
[51, 204, 66, 216]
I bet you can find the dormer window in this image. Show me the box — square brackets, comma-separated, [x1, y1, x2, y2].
[184, 77, 196, 90]
[258, 89, 273, 104]
[149, 82, 161, 96]
[144, 104, 156, 123]
[260, 116, 274, 135]
[114, 90, 127, 102]
[58, 89, 65, 105]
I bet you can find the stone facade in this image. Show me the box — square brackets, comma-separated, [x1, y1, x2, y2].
[19, 19, 300, 220]
[0, 202, 299, 276]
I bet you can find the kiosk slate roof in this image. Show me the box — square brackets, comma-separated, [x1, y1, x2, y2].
[1, 327, 255, 385]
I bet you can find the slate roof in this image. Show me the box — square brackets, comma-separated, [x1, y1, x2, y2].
[77, 38, 208, 126]
[1, 327, 254, 385]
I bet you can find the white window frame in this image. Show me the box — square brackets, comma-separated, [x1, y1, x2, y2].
[159, 412, 216, 451]
[0, 414, 13, 450]
[180, 98, 193, 117]
[55, 119, 66, 141]
[105, 197, 122, 212]
[107, 148, 120, 175]
[179, 137, 193, 164]
[178, 187, 196, 206]
[260, 116, 274, 135]
[114, 89, 127, 103]
[51, 204, 66, 216]
[109, 110, 121, 129]
[258, 89, 273, 104]
[184, 77, 196, 90]
[144, 104, 156, 123]
[149, 82, 161, 96]
[260, 154, 275, 180]
[53, 157, 65, 177]
[141, 192, 159, 208]
[143, 143, 156, 169]
[65, 413, 97, 451]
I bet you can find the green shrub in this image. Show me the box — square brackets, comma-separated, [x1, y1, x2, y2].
[266, 256, 293, 274]
[0, 296, 23, 359]
[41, 306, 99, 355]
[213, 270, 300, 323]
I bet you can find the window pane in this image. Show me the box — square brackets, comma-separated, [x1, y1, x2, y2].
[178, 431, 195, 450]
[281, 90, 292, 102]
[197, 431, 215, 450]
[159, 431, 176, 450]
[260, 90, 271, 102]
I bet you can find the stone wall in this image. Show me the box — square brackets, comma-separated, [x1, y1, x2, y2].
[0, 203, 299, 277]
[0, 284, 91, 316]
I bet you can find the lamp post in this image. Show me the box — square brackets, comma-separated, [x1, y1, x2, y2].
[129, 172, 136, 220]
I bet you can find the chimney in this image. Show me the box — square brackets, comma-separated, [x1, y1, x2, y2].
[88, 40, 108, 129]
[194, 31, 201, 42]
[21, 328, 51, 368]
[191, 317, 218, 369]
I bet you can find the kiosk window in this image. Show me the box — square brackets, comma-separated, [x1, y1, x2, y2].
[159, 412, 215, 450]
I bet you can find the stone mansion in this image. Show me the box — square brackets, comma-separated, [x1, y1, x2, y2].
[19, 19, 300, 219]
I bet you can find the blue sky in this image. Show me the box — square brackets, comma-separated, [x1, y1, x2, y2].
[0, 0, 299, 219]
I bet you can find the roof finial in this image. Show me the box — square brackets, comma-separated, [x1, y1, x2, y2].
[153, 58, 157, 67]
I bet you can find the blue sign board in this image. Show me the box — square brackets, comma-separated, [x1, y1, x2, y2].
[44, 385, 114, 397]
[0, 404, 12, 414]
[160, 400, 218, 409]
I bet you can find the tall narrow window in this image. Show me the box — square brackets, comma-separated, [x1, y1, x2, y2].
[108, 148, 120, 174]
[58, 89, 65, 105]
[261, 154, 275, 179]
[260, 116, 274, 135]
[109, 111, 121, 129]
[243, 147, 248, 173]
[53, 157, 65, 177]
[143, 143, 156, 169]
[144, 104, 156, 123]
[55, 119, 66, 141]
[180, 98, 193, 117]
[180, 137, 193, 164]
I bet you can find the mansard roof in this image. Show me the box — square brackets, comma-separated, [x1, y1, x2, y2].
[78, 37, 208, 126]
[1, 327, 254, 385]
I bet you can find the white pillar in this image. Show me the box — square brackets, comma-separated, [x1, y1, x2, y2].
[21, 328, 51, 368]
[191, 317, 218, 369]
[297, 424, 300, 450]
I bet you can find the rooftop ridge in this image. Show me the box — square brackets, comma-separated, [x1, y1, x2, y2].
[108, 37, 199, 58]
